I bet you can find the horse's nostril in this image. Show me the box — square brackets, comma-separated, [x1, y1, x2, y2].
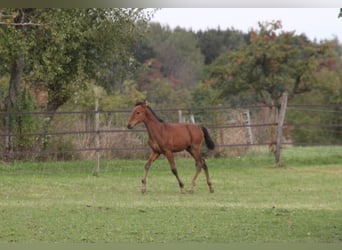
[127, 124, 132, 129]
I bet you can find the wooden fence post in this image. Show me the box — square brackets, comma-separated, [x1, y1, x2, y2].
[93, 97, 100, 176]
[178, 110, 183, 123]
[275, 92, 288, 167]
[243, 109, 253, 145]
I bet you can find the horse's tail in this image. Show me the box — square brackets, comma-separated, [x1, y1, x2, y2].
[201, 126, 215, 150]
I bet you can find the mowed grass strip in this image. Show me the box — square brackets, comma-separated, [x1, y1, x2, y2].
[0, 147, 341, 243]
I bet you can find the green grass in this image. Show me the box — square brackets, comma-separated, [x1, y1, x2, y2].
[0, 146, 341, 243]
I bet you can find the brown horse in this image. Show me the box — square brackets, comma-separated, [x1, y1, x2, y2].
[127, 100, 215, 194]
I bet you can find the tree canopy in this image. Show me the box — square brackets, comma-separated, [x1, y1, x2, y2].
[0, 8, 153, 112]
[196, 28, 247, 64]
[207, 21, 340, 107]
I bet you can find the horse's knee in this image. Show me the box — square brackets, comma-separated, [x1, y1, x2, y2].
[144, 162, 151, 170]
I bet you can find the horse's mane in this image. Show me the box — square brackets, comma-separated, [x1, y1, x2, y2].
[135, 101, 164, 123]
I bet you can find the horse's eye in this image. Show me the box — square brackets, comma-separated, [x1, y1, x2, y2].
[136, 111, 140, 115]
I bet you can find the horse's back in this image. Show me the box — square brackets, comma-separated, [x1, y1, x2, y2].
[164, 123, 203, 150]
[166, 123, 202, 136]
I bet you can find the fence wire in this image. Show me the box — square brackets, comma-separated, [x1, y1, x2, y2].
[1, 104, 341, 160]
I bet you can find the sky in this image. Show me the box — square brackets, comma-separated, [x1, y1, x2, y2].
[151, 8, 342, 42]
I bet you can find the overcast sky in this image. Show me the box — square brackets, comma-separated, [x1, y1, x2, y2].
[151, 8, 342, 42]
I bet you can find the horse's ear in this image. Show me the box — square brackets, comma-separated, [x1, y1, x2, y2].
[135, 100, 144, 107]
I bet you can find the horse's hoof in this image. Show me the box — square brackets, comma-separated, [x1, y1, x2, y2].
[210, 188, 215, 193]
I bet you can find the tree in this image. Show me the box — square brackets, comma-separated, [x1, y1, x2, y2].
[0, 8, 152, 155]
[208, 21, 338, 107]
[287, 39, 342, 144]
[1, 8, 152, 109]
[144, 24, 204, 89]
[207, 21, 340, 145]
[196, 28, 247, 64]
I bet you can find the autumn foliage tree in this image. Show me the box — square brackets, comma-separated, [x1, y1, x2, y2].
[209, 21, 337, 106]
[207, 21, 340, 143]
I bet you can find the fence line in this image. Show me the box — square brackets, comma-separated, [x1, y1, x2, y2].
[0, 123, 279, 138]
[2, 142, 341, 158]
[1, 122, 341, 139]
[1, 104, 341, 161]
[1, 103, 341, 116]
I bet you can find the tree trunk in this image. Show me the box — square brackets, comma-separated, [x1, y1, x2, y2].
[3, 9, 29, 160]
[4, 57, 24, 158]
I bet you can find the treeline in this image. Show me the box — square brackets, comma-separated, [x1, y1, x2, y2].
[0, 9, 341, 158]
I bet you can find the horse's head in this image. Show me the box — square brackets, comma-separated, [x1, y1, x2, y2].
[127, 100, 148, 129]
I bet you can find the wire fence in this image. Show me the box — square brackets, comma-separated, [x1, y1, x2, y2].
[0, 104, 341, 161]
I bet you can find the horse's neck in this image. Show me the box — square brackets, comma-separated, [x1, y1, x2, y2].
[144, 111, 164, 141]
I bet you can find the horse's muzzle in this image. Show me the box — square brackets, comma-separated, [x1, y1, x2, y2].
[127, 124, 133, 129]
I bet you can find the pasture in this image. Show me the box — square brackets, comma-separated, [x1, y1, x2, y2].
[0, 146, 341, 243]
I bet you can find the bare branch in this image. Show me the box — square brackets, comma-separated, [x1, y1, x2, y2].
[0, 14, 14, 19]
[0, 22, 45, 26]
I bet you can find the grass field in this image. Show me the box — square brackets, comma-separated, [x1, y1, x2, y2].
[0, 146, 341, 243]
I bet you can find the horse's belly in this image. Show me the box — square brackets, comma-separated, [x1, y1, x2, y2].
[168, 133, 192, 152]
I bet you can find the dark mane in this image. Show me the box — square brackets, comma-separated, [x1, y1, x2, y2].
[148, 106, 164, 123]
[135, 101, 164, 123]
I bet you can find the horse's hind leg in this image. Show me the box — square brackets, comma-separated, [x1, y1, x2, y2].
[187, 146, 214, 193]
[187, 146, 202, 193]
[142, 151, 159, 193]
[189, 159, 202, 193]
[202, 158, 214, 193]
[165, 151, 185, 194]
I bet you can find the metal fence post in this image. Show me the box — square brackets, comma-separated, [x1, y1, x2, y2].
[93, 97, 100, 176]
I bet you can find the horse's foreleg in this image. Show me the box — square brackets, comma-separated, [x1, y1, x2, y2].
[142, 152, 159, 193]
[165, 152, 185, 194]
